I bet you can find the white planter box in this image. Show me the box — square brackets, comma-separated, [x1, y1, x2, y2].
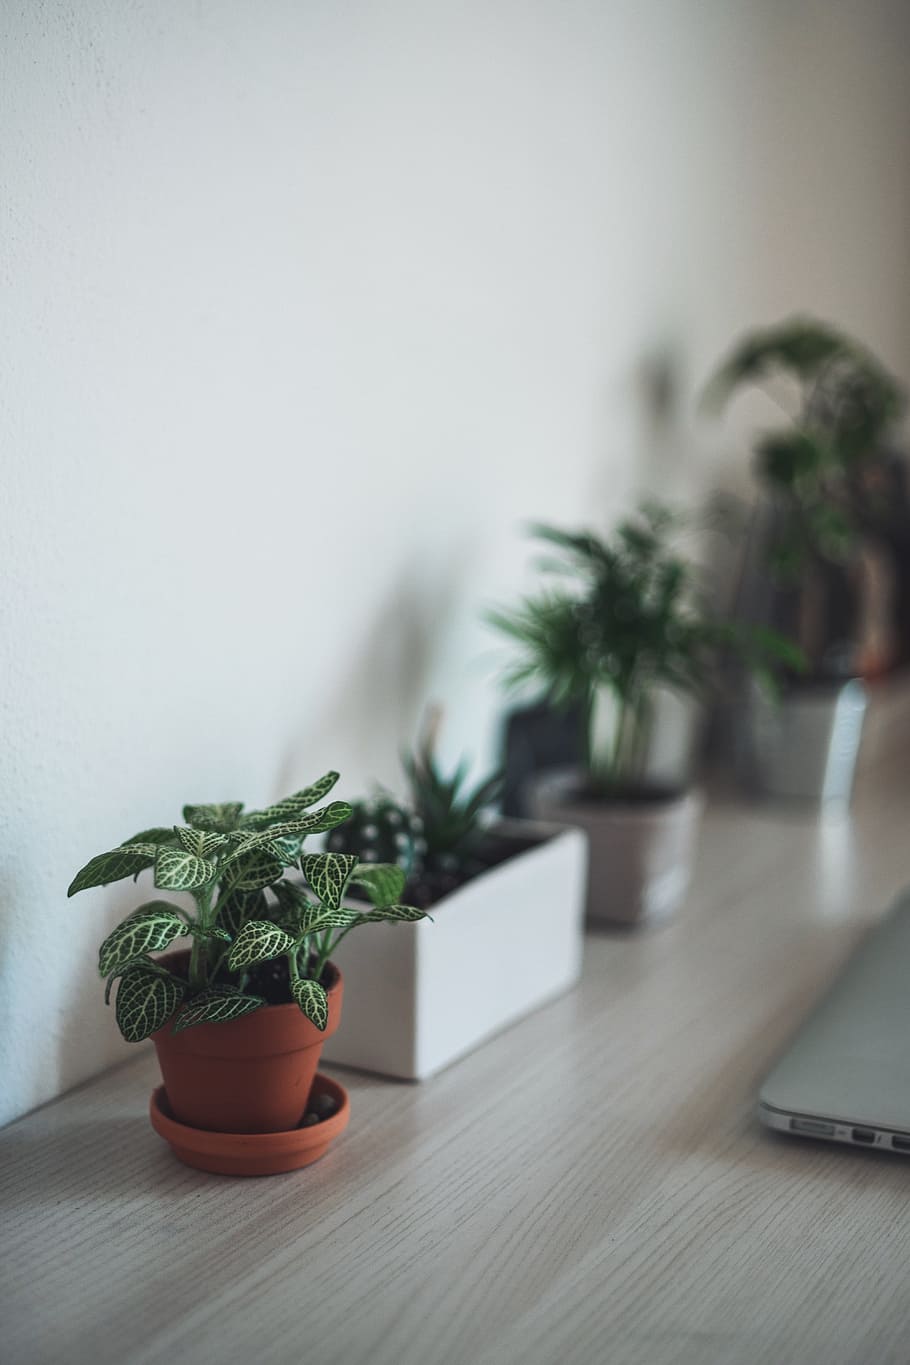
[322, 819, 588, 1081]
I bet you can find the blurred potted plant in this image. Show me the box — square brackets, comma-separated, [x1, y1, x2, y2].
[320, 715, 588, 1079]
[706, 317, 906, 802]
[68, 771, 427, 1173]
[487, 503, 793, 926]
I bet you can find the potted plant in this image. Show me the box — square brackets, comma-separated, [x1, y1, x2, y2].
[67, 770, 427, 1174]
[487, 502, 793, 926]
[706, 317, 906, 802]
[318, 717, 588, 1080]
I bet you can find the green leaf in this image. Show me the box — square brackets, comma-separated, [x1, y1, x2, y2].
[224, 804, 355, 861]
[173, 826, 229, 857]
[188, 922, 232, 943]
[227, 919, 295, 971]
[291, 977, 328, 1031]
[120, 828, 177, 848]
[182, 802, 245, 832]
[98, 903, 187, 976]
[270, 880, 317, 926]
[242, 772, 342, 829]
[300, 904, 359, 935]
[220, 849, 285, 893]
[301, 852, 358, 911]
[68, 843, 159, 897]
[172, 988, 266, 1032]
[349, 863, 406, 908]
[358, 904, 429, 924]
[269, 835, 305, 865]
[115, 966, 184, 1042]
[154, 847, 217, 891]
[217, 888, 266, 938]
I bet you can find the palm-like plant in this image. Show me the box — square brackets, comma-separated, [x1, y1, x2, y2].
[706, 317, 905, 576]
[488, 504, 795, 796]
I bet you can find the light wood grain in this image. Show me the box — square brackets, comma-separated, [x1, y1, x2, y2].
[3, 686, 909, 1365]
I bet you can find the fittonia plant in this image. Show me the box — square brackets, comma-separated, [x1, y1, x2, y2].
[68, 771, 427, 1042]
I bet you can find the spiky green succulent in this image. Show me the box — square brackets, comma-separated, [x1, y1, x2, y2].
[325, 793, 426, 880]
[326, 740, 503, 906]
[403, 740, 503, 879]
[68, 770, 428, 1042]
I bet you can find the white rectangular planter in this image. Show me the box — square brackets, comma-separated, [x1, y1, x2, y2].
[322, 819, 588, 1081]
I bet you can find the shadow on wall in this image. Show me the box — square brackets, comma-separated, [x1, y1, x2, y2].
[586, 341, 689, 517]
[274, 550, 464, 796]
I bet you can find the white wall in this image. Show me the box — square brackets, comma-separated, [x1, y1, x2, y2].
[2, 0, 909, 1126]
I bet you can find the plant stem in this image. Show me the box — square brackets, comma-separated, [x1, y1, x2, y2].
[189, 886, 213, 991]
[610, 697, 628, 790]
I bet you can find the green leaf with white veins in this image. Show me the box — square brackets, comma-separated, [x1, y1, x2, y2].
[98, 903, 187, 976]
[301, 853, 358, 911]
[299, 903, 358, 935]
[291, 977, 329, 1031]
[349, 863, 406, 908]
[154, 847, 217, 891]
[182, 802, 245, 832]
[224, 804, 354, 860]
[68, 843, 159, 897]
[242, 772, 341, 828]
[228, 919, 295, 971]
[218, 888, 265, 938]
[220, 849, 285, 893]
[172, 988, 266, 1032]
[358, 904, 429, 924]
[120, 828, 177, 848]
[115, 966, 184, 1042]
[173, 827, 229, 857]
[187, 922, 232, 943]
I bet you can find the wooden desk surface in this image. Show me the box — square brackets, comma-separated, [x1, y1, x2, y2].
[3, 692, 909, 1365]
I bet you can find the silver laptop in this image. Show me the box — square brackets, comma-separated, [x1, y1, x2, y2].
[759, 892, 910, 1154]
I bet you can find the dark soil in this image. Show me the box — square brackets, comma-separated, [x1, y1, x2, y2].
[403, 832, 542, 909]
[242, 955, 335, 1005]
[564, 781, 687, 806]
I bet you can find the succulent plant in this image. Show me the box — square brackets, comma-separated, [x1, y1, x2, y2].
[326, 723, 504, 907]
[403, 739, 503, 883]
[325, 792, 427, 881]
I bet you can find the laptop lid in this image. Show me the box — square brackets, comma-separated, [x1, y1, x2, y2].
[760, 892, 910, 1138]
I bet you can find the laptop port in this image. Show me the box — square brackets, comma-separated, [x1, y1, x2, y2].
[851, 1128, 876, 1144]
[891, 1135, 910, 1152]
[790, 1118, 834, 1136]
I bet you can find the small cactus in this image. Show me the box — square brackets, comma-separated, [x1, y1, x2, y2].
[325, 793, 426, 881]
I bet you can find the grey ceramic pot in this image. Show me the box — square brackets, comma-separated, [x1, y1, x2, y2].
[529, 769, 704, 927]
[737, 678, 867, 805]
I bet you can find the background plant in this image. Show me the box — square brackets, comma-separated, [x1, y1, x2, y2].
[706, 316, 905, 576]
[487, 503, 799, 795]
[402, 712, 503, 880]
[68, 771, 427, 1042]
[327, 716, 503, 905]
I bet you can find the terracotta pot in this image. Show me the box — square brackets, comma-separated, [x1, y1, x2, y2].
[530, 768, 703, 927]
[152, 955, 343, 1134]
[149, 1073, 350, 1175]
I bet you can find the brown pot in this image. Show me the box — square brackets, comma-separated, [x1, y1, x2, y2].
[152, 955, 343, 1134]
[149, 1073, 351, 1175]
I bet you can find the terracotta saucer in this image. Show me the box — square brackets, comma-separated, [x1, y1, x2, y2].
[149, 1072, 350, 1176]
